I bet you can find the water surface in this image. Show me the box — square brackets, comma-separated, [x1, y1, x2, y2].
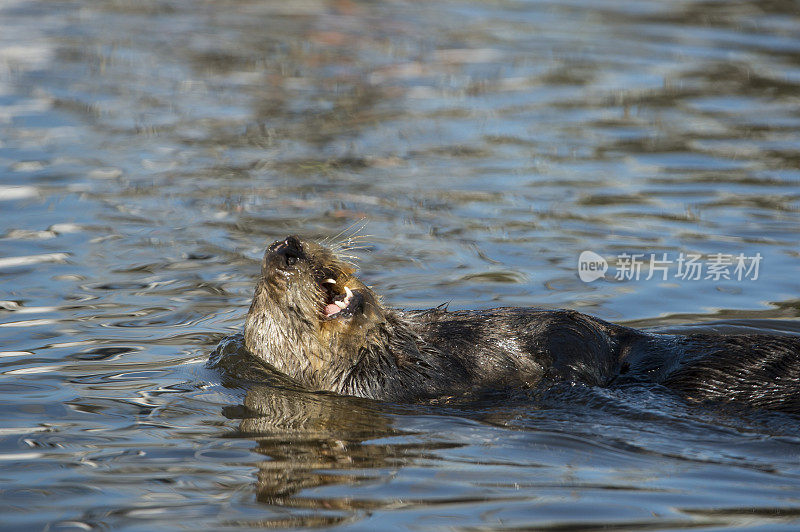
[2, 0, 800, 529]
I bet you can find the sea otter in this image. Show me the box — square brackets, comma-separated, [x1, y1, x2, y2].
[230, 235, 800, 413]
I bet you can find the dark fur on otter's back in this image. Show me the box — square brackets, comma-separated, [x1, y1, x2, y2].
[240, 236, 800, 412]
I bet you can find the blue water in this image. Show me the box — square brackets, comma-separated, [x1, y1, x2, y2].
[1, 0, 800, 529]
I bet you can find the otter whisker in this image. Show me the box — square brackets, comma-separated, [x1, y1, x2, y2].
[339, 233, 372, 241]
[331, 235, 374, 256]
[324, 218, 369, 247]
[335, 244, 372, 253]
[339, 233, 373, 243]
[338, 236, 373, 244]
[334, 254, 360, 262]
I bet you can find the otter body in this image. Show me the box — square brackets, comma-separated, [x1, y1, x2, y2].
[237, 236, 800, 411]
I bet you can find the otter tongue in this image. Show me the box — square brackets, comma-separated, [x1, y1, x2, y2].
[324, 303, 342, 316]
[324, 286, 353, 317]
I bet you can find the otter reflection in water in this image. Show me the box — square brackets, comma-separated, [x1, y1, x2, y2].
[224, 235, 800, 413]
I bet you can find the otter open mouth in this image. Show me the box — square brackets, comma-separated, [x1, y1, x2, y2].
[320, 278, 362, 319]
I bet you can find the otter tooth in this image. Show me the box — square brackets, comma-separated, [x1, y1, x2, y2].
[323, 278, 337, 285]
[334, 300, 348, 309]
[344, 286, 353, 298]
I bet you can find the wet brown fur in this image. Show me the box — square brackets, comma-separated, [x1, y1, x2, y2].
[241, 236, 800, 412]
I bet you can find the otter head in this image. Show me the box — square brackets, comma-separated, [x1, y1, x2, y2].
[243, 235, 387, 389]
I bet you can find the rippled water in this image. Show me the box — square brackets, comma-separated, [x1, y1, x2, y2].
[2, 0, 800, 529]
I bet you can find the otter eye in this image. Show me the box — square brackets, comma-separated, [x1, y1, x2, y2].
[286, 256, 297, 266]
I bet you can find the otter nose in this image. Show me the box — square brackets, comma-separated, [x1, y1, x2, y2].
[283, 235, 302, 252]
[271, 235, 304, 266]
